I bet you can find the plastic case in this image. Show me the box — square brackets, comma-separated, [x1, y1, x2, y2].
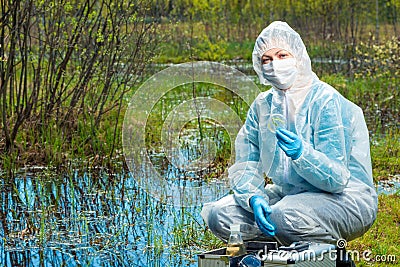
[197, 241, 336, 267]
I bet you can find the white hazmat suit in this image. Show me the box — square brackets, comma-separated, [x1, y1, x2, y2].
[201, 21, 377, 245]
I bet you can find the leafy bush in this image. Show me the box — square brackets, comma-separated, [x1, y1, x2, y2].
[353, 36, 400, 79]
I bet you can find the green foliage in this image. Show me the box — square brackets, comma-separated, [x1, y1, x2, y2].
[193, 35, 228, 61]
[371, 129, 400, 180]
[151, 0, 399, 77]
[353, 36, 400, 79]
[0, 0, 158, 169]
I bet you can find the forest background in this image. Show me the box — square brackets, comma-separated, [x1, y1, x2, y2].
[1, 0, 399, 172]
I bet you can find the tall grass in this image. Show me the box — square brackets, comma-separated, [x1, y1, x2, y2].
[2, 170, 211, 266]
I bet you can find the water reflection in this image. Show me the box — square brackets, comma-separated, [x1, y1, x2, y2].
[0, 170, 206, 266]
[1, 170, 399, 266]
[377, 174, 400, 195]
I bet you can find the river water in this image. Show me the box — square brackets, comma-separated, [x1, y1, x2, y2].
[2, 167, 399, 266]
[1, 169, 206, 266]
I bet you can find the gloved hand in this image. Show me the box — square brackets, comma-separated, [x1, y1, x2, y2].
[276, 128, 303, 160]
[249, 195, 275, 237]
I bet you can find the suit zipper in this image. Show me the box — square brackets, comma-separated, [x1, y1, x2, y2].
[283, 92, 290, 183]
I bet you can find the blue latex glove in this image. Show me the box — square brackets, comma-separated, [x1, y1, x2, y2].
[276, 128, 303, 160]
[249, 196, 275, 237]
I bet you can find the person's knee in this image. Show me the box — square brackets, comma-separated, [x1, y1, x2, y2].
[206, 205, 231, 241]
[271, 206, 333, 245]
[270, 207, 298, 244]
[201, 195, 238, 241]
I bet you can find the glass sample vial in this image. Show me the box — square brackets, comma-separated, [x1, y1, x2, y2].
[226, 224, 247, 256]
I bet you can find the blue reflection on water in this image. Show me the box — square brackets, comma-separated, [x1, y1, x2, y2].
[377, 175, 400, 195]
[0, 170, 208, 267]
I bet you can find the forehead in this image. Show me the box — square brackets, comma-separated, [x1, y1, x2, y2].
[262, 48, 291, 57]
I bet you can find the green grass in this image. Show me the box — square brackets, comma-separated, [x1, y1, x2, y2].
[371, 129, 400, 180]
[154, 38, 255, 63]
[348, 194, 400, 266]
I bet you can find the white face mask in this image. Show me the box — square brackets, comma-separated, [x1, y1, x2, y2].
[262, 58, 298, 90]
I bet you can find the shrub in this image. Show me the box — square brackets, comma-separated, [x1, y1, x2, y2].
[353, 36, 400, 79]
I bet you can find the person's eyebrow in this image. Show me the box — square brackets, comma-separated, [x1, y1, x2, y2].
[275, 49, 285, 55]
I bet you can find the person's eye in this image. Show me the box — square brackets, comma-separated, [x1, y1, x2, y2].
[279, 53, 288, 59]
[262, 58, 271, 64]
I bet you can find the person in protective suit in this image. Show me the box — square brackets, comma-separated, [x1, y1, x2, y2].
[201, 21, 377, 246]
